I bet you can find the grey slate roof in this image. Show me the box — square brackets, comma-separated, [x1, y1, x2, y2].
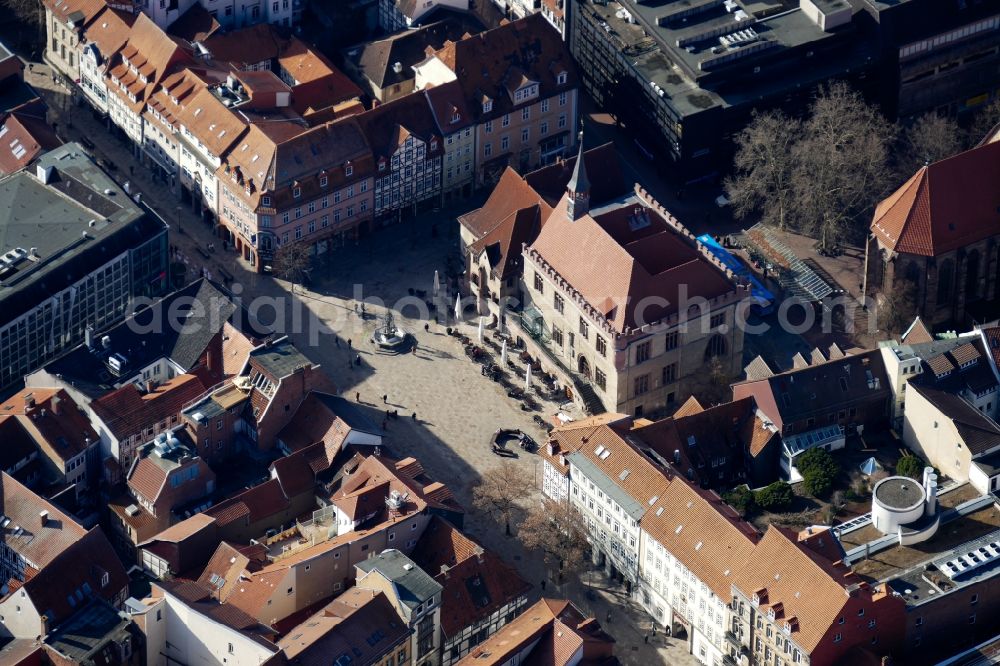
[345, 19, 482, 90]
[249, 337, 312, 379]
[910, 383, 1000, 457]
[566, 138, 589, 196]
[567, 452, 645, 521]
[40, 278, 268, 399]
[44, 599, 130, 662]
[357, 549, 443, 610]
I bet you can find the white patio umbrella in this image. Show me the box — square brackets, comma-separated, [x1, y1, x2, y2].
[524, 364, 532, 392]
[454, 293, 462, 322]
[500, 339, 508, 366]
[433, 270, 440, 296]
[477, 317, 484, 343]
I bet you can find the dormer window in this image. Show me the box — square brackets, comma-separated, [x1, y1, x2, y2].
[319, 174, 328, 187]
[292, 186, 301, 198]
[262, 195, 271, 206]
[345, 163, 353, 177]
[482, 99, 493, 113]
[514, 83, 539, 102]
[451, 112, 460, 124]
[557, 71, 567, 85]
[378, 160, 386, 172]
[430, 139, 438, 151]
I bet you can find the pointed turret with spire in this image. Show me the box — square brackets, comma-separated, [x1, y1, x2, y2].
[566, 130, 590, 221]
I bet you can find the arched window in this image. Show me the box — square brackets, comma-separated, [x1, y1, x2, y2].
[937, 259, 954, 305]
[966, 250, 981, 300]
[705, 334, 727, 360]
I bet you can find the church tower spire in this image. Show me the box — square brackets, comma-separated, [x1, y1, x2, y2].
[566, 131, 590, 221]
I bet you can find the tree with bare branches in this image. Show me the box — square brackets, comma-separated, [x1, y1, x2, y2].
[724, 111, 801, 231]
[272, 240, 312, 291]
[967, 99, 1000, 147]
[519, 499, 590, 583]
[471, 461, 533, 537]
[895, 113, 963, 180]
[792, 83, 894, 251]
[727, 83, 893, 252]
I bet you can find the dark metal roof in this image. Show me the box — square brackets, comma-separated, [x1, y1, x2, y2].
[356, 549, 443, 610]
[0, 143, 165, 330]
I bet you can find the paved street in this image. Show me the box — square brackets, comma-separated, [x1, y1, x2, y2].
[25, 60, 698, 665]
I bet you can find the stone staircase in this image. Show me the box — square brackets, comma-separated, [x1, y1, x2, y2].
[572, 375, 606, 415]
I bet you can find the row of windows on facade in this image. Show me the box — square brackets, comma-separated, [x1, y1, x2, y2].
[481, 81, 568, 114]
[483, 120, 566, 157]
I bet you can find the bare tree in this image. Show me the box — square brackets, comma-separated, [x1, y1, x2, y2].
[1, 0, 42, 26]
[725, 111, 802, 231]
[967, 99, 1000, 147]
[728, 83, 893, 252]
[519, 499, 590, 583]
[694, 356, 731, 407]
[895, 113, 963, 179]
[471, 461, 533, 537]
[793, 83, 893, 251]
[272, 240, 312, 290]
[878, 275, 918, 335]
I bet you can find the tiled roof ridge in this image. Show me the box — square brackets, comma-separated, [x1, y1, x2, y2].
[769, 525, 856, 588]
[872, 167, 924, 237]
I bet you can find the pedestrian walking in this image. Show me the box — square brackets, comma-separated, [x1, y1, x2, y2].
[643, 634, 649, 644]
[424, 322, 430, 333]
[348, 339, 352, 348]
[540, 580, 546, 591]
[355, 354, 361, 366]
[356, 392, 360, 402]
[383, 394, 388, 404]
[411, 412, 417, 421]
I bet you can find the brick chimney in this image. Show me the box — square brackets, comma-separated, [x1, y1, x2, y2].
[39, 510, 49, 527]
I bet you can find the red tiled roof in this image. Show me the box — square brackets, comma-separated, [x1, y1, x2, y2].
[432, 14, 577, 124]
[18, 527, 128, 627]
[91, 374, 207, 440]
[44, 0, 105, 26]
[640, 478, 758, 599]
[0, 472, 87, 571]
[128, 457, 169, 503]
[411, 516, 531, 636]
[871, 141, 1000, 256]
[733, 526, 875, 653]
[205, 478, 293, 527]
[83, 7, 136, 59]
[900, 317, 933, 345]
[529, 192, 736, 333]
[0, 111, 61, 175]
[3, 389, 98, 465]
[459, 166, 550, 240]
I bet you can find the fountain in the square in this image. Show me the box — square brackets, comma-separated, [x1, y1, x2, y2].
[371, 311, 409, 351]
